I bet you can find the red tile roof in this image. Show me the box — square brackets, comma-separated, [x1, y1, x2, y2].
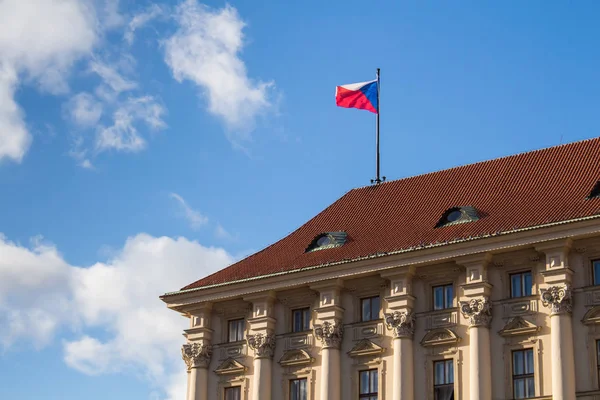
[181, 138, 600, 291]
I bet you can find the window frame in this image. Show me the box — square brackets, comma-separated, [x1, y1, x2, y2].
[593, 259, 600, 286]
[512, 348, 535, 399]
[291, 307, 311, 333]
[289, 377, 308, 400]
[597, 340, 600, 389]
[224, 386, 241, 400]
[433, 359, 454, 399]
[360, 296, 381, 322]
[227, 318, 245, 343]
[432, 283, 454, 310]
[509, 271, 533, 298]
[358, 369, 378, 400]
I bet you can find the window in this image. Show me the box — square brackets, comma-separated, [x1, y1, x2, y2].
[512, 349, 535, 399]
[433, 284, 453, 310]
[510, 271, 533, 298]
[361, 296, 380, 322]
[305, 231, 348, 252]
[593, 260, 600, 286]
[359, 369, 378, 400]
[433, 360, 454, 400]
[435, 206, 480, 228]
[597, 340, 600, 388]
[224, 386, 241, 400]
[228, 319, 245, 342]
[292, 308, 311, 332]
[289, 378, 307, 400]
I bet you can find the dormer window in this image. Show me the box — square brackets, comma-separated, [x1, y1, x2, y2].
[306, 231, 347, 252]
[587, 180, 600, 199]
[435, 206, 480, 228]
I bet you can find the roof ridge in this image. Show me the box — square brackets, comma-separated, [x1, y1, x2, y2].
[350, 136, 600, 192]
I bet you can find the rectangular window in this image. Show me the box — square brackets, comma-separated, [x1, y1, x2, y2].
[593, 260, 600, 286]
[433, 359, 454, 400]
[292, 308, 311, 332]
[512, 349, 535, 399]
[597, 340, 600, 388]
[224, 386, 241, 400]
[510, 271, 533, 298]
[361, 296, 381, 322]
[289, 378, 307, 400]
[359, 369, 378, 400]
[433, 284, 453, 310]
[228, 319, 245, 342]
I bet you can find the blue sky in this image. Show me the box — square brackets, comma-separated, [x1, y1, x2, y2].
[0, 0, 599, 398]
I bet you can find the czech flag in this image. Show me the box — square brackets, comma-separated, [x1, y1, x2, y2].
[335, 80, 378, 114]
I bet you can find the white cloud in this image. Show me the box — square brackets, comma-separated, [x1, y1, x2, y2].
[125, 4, 164, 45]
[215, 223, 236, 241]
[0, 0, 97, 162]
[170, 193, 208, 229]
[0, 232, 234, 398]
[67, 92, 103, 127]
[164, 0, 274, 145]
[96, 96, 166, 152]
[90, 60, 137, 94]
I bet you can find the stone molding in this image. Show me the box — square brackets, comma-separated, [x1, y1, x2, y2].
[313, 320, 344, 349]
[384, 310, 415, 338]
[541, 284, 572, 315]
[247, 332, 276, 359]
[460, 297, 492, 327]
[182, 342, 212, 370]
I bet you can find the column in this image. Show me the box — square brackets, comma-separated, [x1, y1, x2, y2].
[244, 292, 276, 400]
[311, 280, 344, 400]
[382, 267, 416, 400]
[460, 298, 492, 400]
[384, 310, 415, 400]
[536, 241, 576, 400]
[182, 342, 212, 400]
[458, 254, 492, 400]
[541, 285, 575, 400]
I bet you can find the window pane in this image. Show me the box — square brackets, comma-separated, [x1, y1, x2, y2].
[525, 349, 534, 374]
[434, 287, 444, 310]
[597, 340, 600, 366]
[446, 360, 454, 384]
[523, 272, 533, 296]
[371, 297, 380, 320]
[370, 370, 378, 392]
[300, 379, 307, 400]
[526, 377, 535, 397]
[445, 285, 453, 308]
[360, 371, 369, 394]
[434, 361, 445, 385]
[511, 274, 522, 298]
[225, 387, 241, 400]
[514, 378, 525, 399]
[293, 310, 301, 332]
[595, 261, 600, 285]
[513, 351, 524, 375]
[362, 298, 371, 321]
[303, 308, 311, 331]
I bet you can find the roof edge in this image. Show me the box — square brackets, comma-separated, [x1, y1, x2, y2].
[161, 213, 600, 299]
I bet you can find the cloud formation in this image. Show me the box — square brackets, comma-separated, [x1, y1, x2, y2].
[124, 4, 164, 45]
[0, 232, 233, 398]
[170, 193, 209, 229]
[164, 0, 275, 145]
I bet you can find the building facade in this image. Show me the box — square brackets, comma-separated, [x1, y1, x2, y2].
[162, 139, 600, 400]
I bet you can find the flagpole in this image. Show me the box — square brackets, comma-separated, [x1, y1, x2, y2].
[374, 68, 383, 184]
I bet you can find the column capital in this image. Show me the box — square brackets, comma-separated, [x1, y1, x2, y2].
[313, 319, 343, 349]
[460, 297, 492, 328]
[247, 332, 276, 359]
[182, 342, 212, 370]
[541, 284, 573, 315]
[384, 309, 415, 338]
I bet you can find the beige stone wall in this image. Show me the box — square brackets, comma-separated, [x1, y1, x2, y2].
[177, 233, 600, 400]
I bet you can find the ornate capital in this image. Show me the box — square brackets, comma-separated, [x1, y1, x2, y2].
[313, 320, 343, 349]
[182, 342, 212, 370]
[460, 297, 492, 328]
[247, 332, 276, 359]
[384, 310, 415, 338]
[541, 285, 572, 315]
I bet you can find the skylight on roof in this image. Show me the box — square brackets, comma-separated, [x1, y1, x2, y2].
[306, 232, 347, 252]
[435, 206, 480, 228]
[587, 181, 600, 199]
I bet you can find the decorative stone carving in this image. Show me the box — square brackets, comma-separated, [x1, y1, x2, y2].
[420, 328, 461, 347]
[384, 310, 415, 338]
[182, 342, 212, 370]
[541, 285, 572, 315]
[247, 332, 276, 359]
[313, 320, 343, 349]
[460, 297, 492, 327]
